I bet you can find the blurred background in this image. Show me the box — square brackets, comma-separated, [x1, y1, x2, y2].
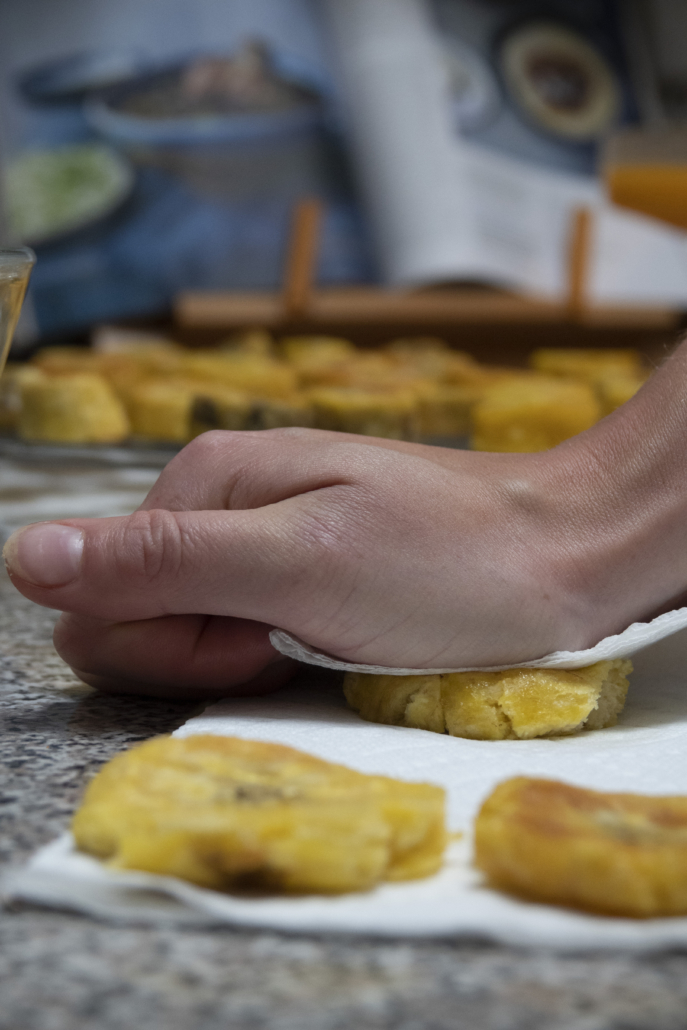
[1, 0, 686, 344]
[2, 0, 687, 506]
[0, 0, 374, 341]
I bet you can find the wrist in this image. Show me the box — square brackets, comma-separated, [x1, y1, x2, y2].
[523, 379, 687, 644]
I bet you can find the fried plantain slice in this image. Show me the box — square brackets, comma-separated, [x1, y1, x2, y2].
[344, 660, 631, 741]
[72, 735, 447, 894]
[474, 777, 687, 917]
[470, 375, 601, 453]
[18, 373, 130, 444]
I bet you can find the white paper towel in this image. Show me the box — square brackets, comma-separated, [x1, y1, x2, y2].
[7, 619, 687, 951]
[270, 605, 687, 674]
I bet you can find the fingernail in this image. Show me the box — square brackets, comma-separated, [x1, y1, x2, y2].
[3, 523, 84, 586]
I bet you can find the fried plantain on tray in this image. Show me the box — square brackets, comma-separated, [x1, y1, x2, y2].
[72, 735, 447, 894]
[344, 660, 631, 741]
[474, 777, 687, 918]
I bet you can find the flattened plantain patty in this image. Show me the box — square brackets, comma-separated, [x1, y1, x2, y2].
[72, 735, 447, 894]
[475, 777, 687, 917]
[344, 660, 632, 741]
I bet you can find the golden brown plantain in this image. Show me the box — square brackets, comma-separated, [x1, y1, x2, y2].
[73, 735, 447, 894]
[474, 776, 687, 918]
[344, 660, 632, 741]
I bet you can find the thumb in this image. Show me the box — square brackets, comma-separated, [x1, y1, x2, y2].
[3, 504, 327, 626]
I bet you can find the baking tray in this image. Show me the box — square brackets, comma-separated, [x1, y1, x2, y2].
[0, 436, 182, 469]
[0, 434, 468, 469]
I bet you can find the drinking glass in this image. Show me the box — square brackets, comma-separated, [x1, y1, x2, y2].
[0, 247, 36, 376]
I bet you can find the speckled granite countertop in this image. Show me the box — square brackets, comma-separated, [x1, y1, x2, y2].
[2, 457, 687, 1030]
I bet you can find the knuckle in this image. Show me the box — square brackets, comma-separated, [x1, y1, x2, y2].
[118, 509, 184, 588]
[182, 429, 228, 459]
[181, 430, 261, 502]
[263, 426, 313, 442]
[144, 438, 210, 506]
[169, 430, 228, 476]
[166, 430, 238, 477]
[146, 430, 248, 509]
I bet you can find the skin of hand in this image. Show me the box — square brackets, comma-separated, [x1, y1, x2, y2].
[4, 339, 687, 698]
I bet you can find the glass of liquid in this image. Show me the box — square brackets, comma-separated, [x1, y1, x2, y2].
[0, 247, 36, 376]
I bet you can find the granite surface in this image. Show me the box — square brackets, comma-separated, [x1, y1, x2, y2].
[3, 457, 687, 1030]
[0, 454, 161, 548]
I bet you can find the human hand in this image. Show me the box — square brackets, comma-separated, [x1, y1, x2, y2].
[2, 428, 590, 698]
[6, 348, 687, 702]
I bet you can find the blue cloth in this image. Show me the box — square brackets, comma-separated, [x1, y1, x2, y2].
[31, 164, 374, 335]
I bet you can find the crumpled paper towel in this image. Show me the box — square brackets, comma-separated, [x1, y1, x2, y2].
[7, 615, 687, 951]
[270, 605, 687, 674]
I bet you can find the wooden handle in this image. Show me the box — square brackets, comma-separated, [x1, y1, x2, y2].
[567, 206, 592, 319]
[281, 197, 323, 320]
